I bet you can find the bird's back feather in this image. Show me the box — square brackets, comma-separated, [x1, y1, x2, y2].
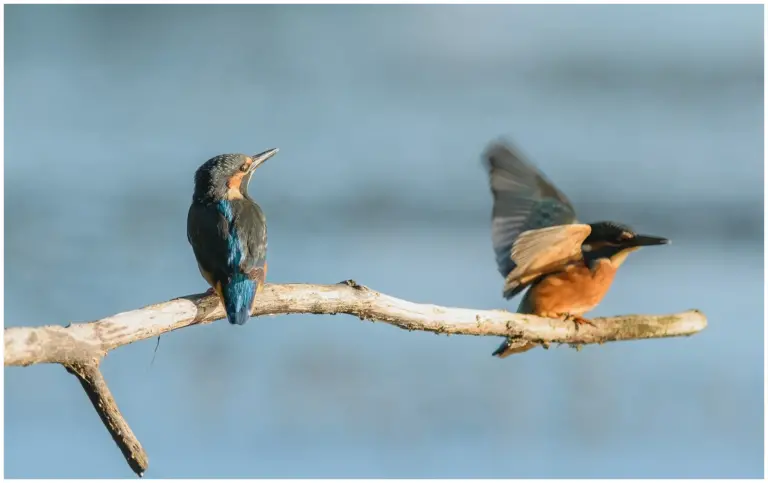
[187, 203, 232, 286]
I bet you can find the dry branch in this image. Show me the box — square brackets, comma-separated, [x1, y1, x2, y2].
[64, 362, 148, 476]
[4, 280, 707, 476]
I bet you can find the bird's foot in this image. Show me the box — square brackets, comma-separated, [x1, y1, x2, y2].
[572, 315, 596, 329]
[204, 287, 216, 297]
[558, 313, 596, 330]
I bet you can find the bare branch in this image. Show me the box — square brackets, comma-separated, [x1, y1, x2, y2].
[4, 280, 707, 476]
[64, 362, 148, 477]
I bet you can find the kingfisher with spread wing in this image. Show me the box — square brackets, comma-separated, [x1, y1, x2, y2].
[483, 141, 669, 357]
[187, 148, 278, 326]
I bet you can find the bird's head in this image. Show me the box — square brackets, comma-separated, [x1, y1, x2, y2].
[583, 221, 669, 267]
[193, 148, 279, 202]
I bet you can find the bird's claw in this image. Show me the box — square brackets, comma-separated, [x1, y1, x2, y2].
[559, 313, 596, 331]
[572, 315, 596, 328]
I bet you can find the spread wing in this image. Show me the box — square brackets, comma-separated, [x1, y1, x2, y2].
[187, 203, 232, 287]
[483, 141, 579, 298]
[503, 224, 592, 296]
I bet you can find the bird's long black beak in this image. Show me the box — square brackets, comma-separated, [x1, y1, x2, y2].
[629, 234, 670, 247]
[250, 148, 279, 170]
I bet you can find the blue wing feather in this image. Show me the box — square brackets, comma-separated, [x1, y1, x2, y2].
[217, 199, 266, 325]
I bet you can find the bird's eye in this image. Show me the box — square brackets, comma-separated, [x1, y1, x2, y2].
[240, 164, 250, 172]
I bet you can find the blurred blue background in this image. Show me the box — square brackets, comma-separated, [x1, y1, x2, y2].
[4, 4, 764, 478]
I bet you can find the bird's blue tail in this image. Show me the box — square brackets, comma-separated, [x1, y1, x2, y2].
[222, 277, 256, 325]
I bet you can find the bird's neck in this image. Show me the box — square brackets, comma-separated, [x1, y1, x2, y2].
[584, 245, 639, 270]
[193, 169, 256, 204]
[193, 185, 252, 204]
[609, 246, 640, 268]
[193, 182, 225, 204]
[239, 183, 254, 202]
[589, 257, 620, 282]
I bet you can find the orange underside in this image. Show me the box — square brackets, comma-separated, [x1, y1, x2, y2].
[526, 260, 617, 317]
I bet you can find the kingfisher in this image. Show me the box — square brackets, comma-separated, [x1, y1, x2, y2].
[483, 141, 669, 357]
[187, 148, 278, 325]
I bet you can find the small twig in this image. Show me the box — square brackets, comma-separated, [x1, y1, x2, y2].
[149, 336, 161, 368]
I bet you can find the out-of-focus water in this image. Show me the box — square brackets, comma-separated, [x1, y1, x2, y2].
[4, 4, 764, 478]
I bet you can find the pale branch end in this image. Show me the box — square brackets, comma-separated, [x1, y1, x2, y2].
[4, 281, 708, 477]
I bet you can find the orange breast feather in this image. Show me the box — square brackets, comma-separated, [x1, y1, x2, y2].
[526, 259, 617, 317]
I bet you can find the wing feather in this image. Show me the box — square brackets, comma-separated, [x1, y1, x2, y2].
[483, 141, 578, 281]
[506, 224, 592, 286]
[231, 200, 267, 279]
[503, 224, 592, 297]
[509, 224, 592, 276]
[187, 203, 231, 286]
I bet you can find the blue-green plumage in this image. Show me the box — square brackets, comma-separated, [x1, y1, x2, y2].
[217, 199, 258, 325]
[187, 149, 277, 325]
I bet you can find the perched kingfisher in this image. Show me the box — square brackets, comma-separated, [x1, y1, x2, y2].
[187, 148, 278, 325]
[483, 141, 669, 357]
